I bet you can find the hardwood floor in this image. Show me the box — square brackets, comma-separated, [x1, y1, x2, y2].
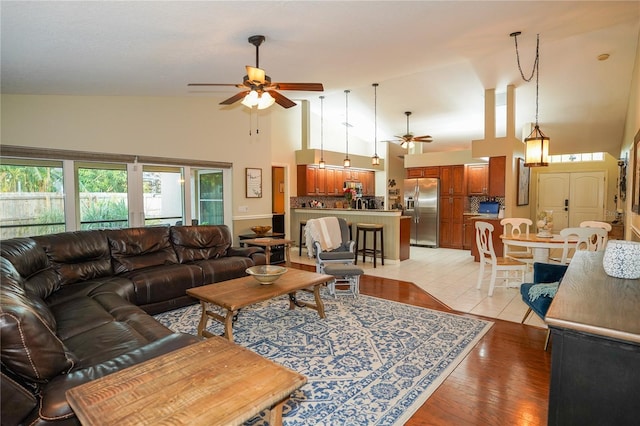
[295, 263, 552, 425]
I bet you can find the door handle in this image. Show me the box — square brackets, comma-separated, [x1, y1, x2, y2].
[564, 199, 569, 211]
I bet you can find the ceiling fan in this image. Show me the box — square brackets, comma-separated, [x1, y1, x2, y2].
[382, 111, 433, 148]
[188, 35, 324, 109]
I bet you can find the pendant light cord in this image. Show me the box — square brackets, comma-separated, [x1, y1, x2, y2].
[374, 83, 378, 156]
[320, 95, 324, 161]
[512, 32, 541, 125]
[345, 90, 350, 160]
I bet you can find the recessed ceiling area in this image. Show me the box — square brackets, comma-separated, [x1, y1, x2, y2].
[1, 1, 638, 157]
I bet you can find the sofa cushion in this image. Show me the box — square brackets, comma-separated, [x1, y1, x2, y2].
[107, 226, 178, 274]
[1, 237, 60, 299]
[34, 230, 113, 286]
[0, 258, 75, 383]
[170, 225, 231, 263]
[123, 263, 203, 306]
[195, 256, 255, 283]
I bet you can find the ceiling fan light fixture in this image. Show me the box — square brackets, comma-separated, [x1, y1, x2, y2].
[524, 125, 550, 167]
[257, 91, 275, 109]
[241, 90, 259, 107]
[400, 140, 408, 149]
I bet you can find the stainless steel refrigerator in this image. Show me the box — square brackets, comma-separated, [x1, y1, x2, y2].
[404, 178, 439, 247]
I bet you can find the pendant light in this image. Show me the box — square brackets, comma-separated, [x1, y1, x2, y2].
[371, 83, 380, 166]
[511, 31, 549, 167]
[343, 89, 351, 168]
[319, 95, 326, 169]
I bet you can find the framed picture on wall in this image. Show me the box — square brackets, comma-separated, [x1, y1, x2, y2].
[246, 168, 262, 198]
[517, 157, 530, 206]
[633, 129, 640, 213]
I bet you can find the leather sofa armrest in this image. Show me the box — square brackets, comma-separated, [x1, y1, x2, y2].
[33, 333, 201, 423]
[1, 370, 37, 426]
[227, 246, 264, 258]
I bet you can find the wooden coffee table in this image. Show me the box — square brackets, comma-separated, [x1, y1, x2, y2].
[66, 337, 306, 426]
[186, 268, 333, 342]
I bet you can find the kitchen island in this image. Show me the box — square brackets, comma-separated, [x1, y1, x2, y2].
[292, 208, 409, 262]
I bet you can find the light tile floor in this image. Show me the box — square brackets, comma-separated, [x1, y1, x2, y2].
[291, 245, 546, 327]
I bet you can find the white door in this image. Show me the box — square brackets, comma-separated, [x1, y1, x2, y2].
[538, 173, 570, 232]
[537, 171, 605, 232]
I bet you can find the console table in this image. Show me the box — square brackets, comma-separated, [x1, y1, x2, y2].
[545, 251, 640, 425]
[239, 232, 286, 264]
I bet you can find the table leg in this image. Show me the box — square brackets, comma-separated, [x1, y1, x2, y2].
[284, 243, 291, 266]
[268, 397, 288, 426]
[532, 247, 550, 263]
[196, 301, 208, 337]
[313, 284, 326, 318]
[265, 246, 271, 265]
[223, 309, 236, 342]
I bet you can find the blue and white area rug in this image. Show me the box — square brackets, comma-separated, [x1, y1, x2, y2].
[155, 292, 493, 425]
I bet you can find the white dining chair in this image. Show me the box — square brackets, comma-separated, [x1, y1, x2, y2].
[555, 227, 609, 264]
[580, 220, 612, 245]
[500, 218, 534, 266]
[475, 221, 527, 297]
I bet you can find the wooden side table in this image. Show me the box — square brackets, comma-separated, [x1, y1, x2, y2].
[66, 337, 306, 426]
[241, 237, 293, 266]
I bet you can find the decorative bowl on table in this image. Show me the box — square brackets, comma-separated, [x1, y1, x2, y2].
[246, 265, 287, 284]
[250, 225, 272, 236]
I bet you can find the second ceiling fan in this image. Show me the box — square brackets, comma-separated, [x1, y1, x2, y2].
[188, 35, 324, 109]
[383, 111, 433, 148]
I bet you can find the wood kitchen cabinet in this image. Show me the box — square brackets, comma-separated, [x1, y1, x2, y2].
[467, 164, 489, 195]
[440, 165, 465, 196]
[439, 195, 465, 249]
[297, 165, 325, 195]
[361, 171, 374, 196]
[488, 156, 506, 197]
[463, 215, 479, 250]
[406, 167, 439, 178]
[325, 168, 344, 195]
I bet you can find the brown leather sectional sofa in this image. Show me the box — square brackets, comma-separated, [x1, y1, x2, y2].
[0, 225, 266, 425]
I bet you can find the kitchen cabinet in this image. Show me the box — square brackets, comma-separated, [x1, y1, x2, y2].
[463, 215, 479, 250]
[488, 156, 506, 197]
[297, 165, 326, 195]
[467, 164, 489, 195]
[439, 195, 465, 249]
[297, 165, 374, 196]
[406, 167, 439, 179]
[440, 165, 465, 196]
[399, 216, 411, 261]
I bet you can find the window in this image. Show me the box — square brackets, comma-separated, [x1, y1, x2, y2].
[0, 159, 65, 238]
[195, 169, 224, 225]
[548, 152, 605, 163]
[143, 166, 184, 226]
[76, 162, 129, 230]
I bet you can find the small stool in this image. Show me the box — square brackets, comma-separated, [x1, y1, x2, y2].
[323, 264, 363, 298]
[355, 223, 384, 268]
[298, 220, 307, 256]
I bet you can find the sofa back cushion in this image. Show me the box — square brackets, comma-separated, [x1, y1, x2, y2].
[34, 230, 113, 286]
[107, 227, 178, 274]
[0, 237, 60, 299]
[170, 225, 231, 263]
[0, 258, 75, 383]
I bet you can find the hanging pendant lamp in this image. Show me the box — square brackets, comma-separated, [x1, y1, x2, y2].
[319, 95, 325, 169]
[344, 89, 351, 168]
[371, 83, 380, 166]
[511, 31, 549, 167]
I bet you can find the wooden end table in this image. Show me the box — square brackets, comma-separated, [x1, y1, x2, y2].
[186, 268, 333, 342]
[241, 237, 293, 266]
[66, 337, 306, 426]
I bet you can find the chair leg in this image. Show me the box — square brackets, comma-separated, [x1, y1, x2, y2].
[476, 261, 485, 290]
[521, 307, 532, 323]
[488, 267, 497, 296]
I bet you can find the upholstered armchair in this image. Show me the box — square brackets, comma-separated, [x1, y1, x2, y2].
[520, 262, 569, 350]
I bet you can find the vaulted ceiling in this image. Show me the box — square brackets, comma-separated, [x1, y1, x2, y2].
[2, 1, 638, 158]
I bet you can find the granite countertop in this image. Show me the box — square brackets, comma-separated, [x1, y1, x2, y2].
[464, 212, 499, 219]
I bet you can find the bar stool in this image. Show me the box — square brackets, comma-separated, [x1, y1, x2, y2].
[355, 223, 384, 268]
[298, 220, 307, 256]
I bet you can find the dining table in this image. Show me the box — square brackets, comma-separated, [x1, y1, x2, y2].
[499, 233, 572, 263]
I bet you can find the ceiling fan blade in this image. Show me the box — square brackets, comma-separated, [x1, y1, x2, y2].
[188, 83, 240, 87]
[268, 90, 297, 108]
[413, 135, 434, 142]
[273, 83, 324, 91]
[246, 66, 266, 84]
[219, 91, 249, 105]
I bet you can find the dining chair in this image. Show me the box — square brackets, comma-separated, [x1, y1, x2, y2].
[553, 227, 609, 264]
[500, 218, 534, 265]
[580, 220, 612, 245]
[475, 221, 527, 296]
[520, 262, 569, 350]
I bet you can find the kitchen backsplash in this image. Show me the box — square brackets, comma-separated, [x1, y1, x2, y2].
[469, 196, 505, 213]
